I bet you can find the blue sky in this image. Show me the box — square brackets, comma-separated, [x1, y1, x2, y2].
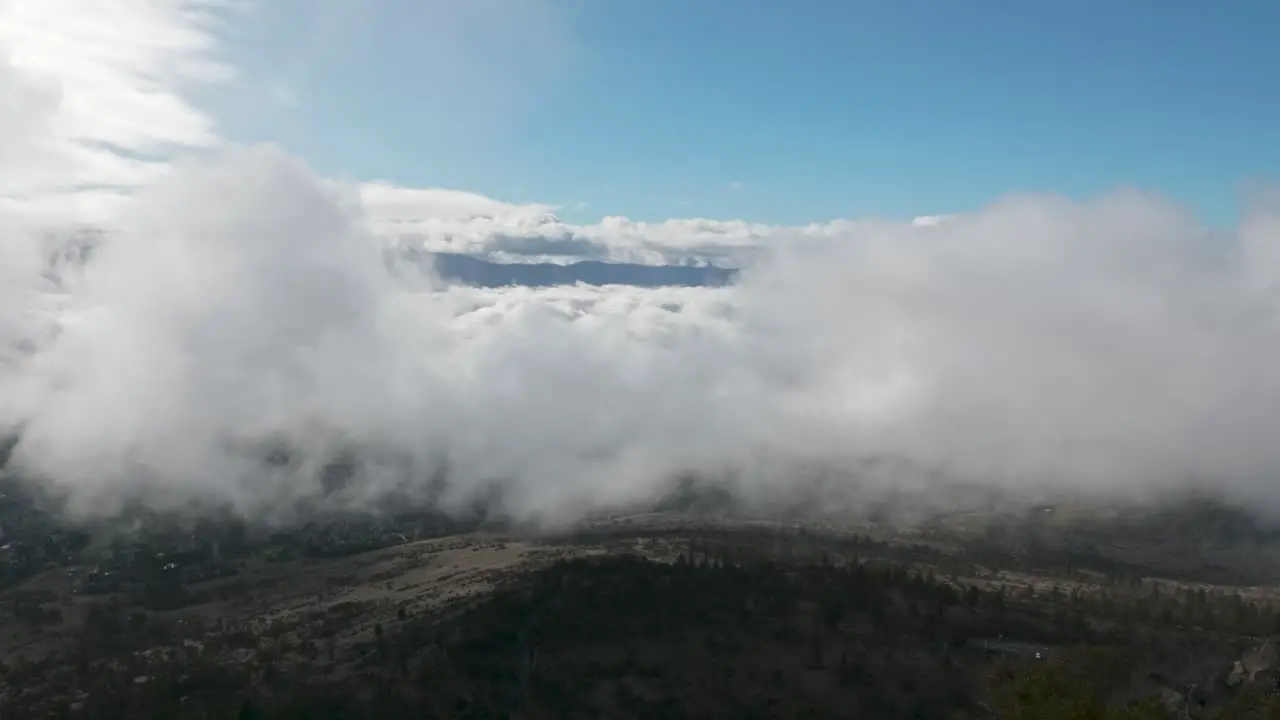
[215, 0, 1279, 228]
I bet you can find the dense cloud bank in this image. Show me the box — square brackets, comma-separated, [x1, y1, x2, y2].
[362, 182, 771, 269]
[3, 143, 1280, 524]
[5, 6, 1280, 526]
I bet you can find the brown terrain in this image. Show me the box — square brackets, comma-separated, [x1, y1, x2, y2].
[2, 509, 1280, 717]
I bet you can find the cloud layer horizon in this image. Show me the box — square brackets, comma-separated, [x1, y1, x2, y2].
[4, 2, 1280, 526]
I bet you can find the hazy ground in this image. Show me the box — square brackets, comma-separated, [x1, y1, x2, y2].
[3, 508, 1280, 717]
[6, 507, 1280, 665]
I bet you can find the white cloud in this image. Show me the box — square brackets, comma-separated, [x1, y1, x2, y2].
[7, 143, 1280, 524]
[0, 0, 230, 221]
[6, 4, 1280, 528]
[360, 181, 800, 268]
[361, 182, 558, 226]
[911, 214, 956, 227]
[0, 0, 232, 390]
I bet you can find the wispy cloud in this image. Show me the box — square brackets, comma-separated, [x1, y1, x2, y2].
[0, 0, 231, 222]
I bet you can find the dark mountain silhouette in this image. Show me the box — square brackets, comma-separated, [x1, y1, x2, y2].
[430, 252, 739, 288]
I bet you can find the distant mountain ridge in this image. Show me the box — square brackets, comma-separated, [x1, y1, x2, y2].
[430, 252, 740, 288]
